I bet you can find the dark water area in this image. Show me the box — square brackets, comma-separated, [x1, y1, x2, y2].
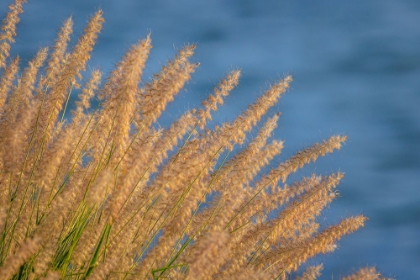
[2, 0, 420, 278]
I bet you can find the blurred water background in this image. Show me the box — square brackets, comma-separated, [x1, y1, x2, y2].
[2, 0, 420, 278]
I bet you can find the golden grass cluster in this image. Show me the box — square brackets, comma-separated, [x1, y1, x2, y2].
[0, 1, 388, 279]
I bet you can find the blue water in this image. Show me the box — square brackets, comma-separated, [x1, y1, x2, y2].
[2, 0, 420, 278]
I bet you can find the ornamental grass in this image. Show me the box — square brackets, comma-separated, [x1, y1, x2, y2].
[0, 1, 388, 279]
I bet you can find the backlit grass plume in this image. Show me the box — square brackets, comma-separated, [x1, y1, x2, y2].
[0, 1, 388, 279]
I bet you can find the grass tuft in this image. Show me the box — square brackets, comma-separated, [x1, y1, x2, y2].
[0, 1, 389, 279]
